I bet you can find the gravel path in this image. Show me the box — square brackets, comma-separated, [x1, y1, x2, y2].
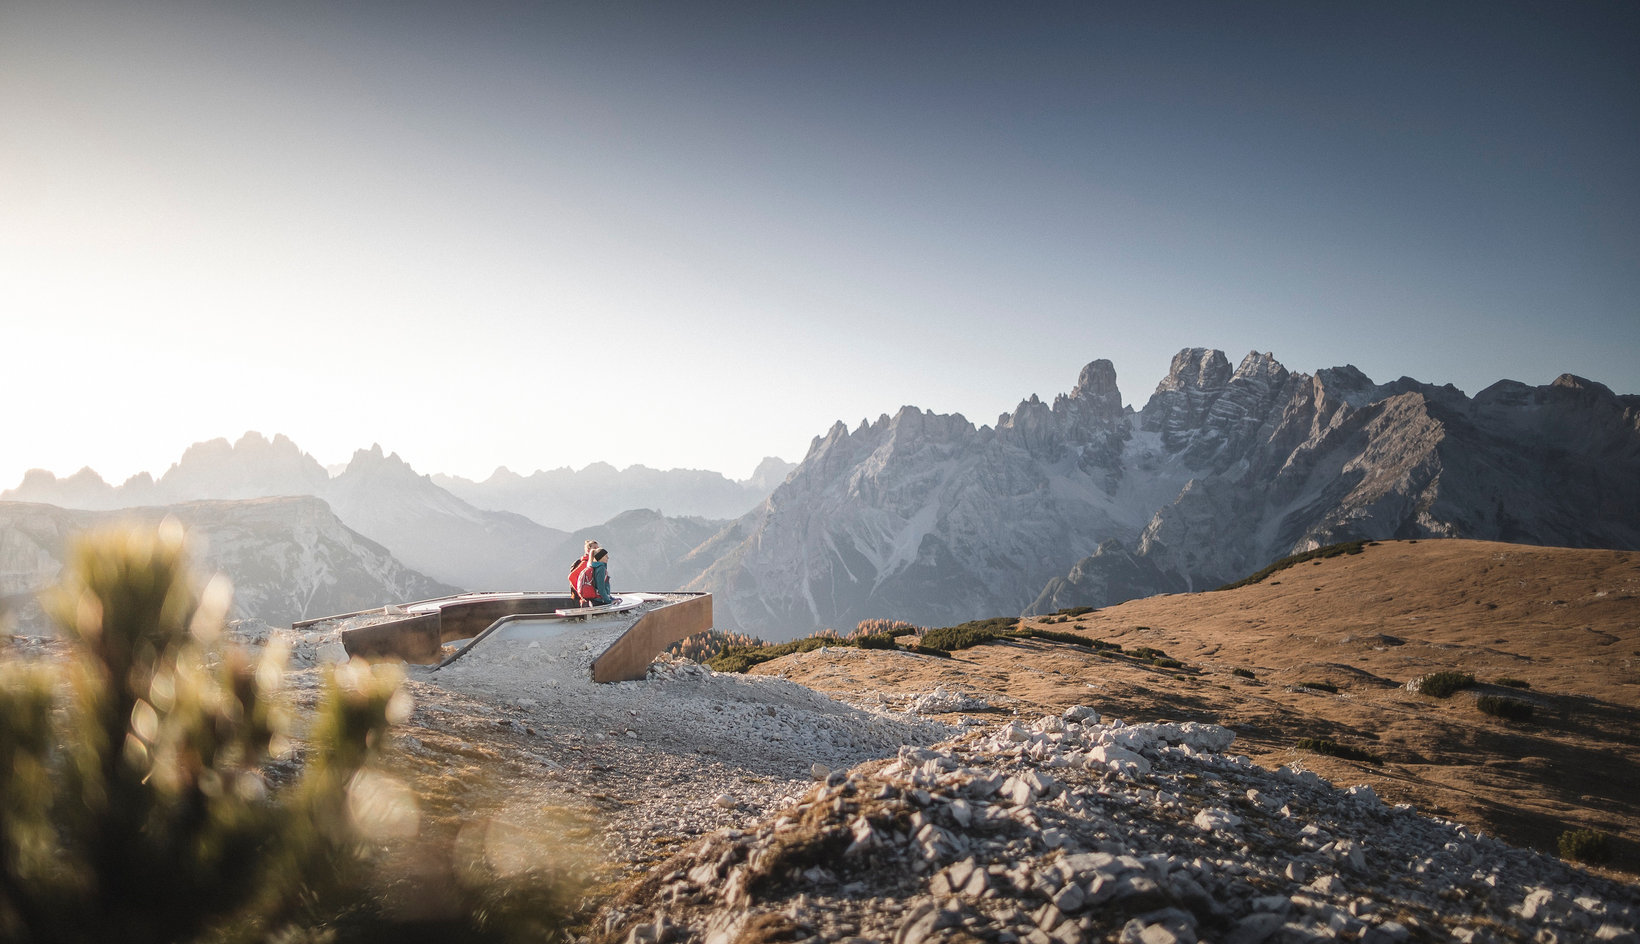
[306, 622, 957, 872]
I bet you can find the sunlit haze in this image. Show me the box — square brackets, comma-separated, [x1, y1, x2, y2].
[3, 1, 1635, 489]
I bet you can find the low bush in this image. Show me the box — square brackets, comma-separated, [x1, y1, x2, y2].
[1414, 671, 1476, 698]
[1121, 645, 1184, 669]
[1557, 829, 1613, 864]
[1091, 639, 1123, 652]
[1231, 668, 1256, 680]
[919, 618, 1019, 652]
[707, 632, 888, 673]
[1495, 677, 1531, 689]
[1295, 737, 1382, 765]
[1013, 628, 1095, 648]
[1298, 680, 1339, 693]
[1055, 606, 1096, 617]
[1476, 695, 1534, 722]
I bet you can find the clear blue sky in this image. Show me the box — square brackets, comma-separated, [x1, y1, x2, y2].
[3, 1, 1635, 487]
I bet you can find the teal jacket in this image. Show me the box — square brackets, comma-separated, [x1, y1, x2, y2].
[590, 560, 612, 605]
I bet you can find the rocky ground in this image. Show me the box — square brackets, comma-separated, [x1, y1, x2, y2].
[595, 709, 1640, 944]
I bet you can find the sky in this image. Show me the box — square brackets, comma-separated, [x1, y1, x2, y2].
[3, 0, 1636, 488]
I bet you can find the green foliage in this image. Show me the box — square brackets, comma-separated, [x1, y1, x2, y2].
[0, 525, 409, 944]
[1053, 606, 1095, 618]
[1476, 695, 1534, 722]
[1557, 828, 1613, 864]
[1495, 677, 1531, 689]
[1231, 668, 1256, 680]
[1120, 646, 1184, 669]
[1294, 737, 1382, 765]
[1414, 671, 1476, 698]
[918, 618, 1019, 652]
[1012, 628, 1094, 648]
[1216, 540, 1371, 591]
[706, 629, 908, 673]
[1298, 681, 1339, 693]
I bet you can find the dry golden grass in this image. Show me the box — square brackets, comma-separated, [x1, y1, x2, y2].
[754, 539, 1640, 876]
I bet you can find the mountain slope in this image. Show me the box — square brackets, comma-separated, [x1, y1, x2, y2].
[0, 498, 458, 629]
[326, 446, 573, 591]
[762, 538, 1640, 873]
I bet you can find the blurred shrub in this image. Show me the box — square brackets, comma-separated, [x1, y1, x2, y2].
[1231, 668, 1256, 680]
[0, 524, 407, 944]
[1494, 677, 1531, 689]
[1298, 681, 1339, 693]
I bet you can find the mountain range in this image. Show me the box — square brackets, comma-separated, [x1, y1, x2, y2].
[5, 348, 1636, 640]
[3, 434, 790, 605]
[435, 457, 794, 531]
[686, 348, 1640, 639]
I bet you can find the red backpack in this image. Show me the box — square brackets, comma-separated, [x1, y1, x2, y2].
[573, 560, 598, 600]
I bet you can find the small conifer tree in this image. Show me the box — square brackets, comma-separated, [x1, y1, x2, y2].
[0, 523, 408, 944]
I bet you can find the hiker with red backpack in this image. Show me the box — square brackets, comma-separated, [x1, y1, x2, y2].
[568, 540, 614, 607]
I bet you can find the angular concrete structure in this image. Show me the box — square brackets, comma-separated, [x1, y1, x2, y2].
[296, 591, 712, 682]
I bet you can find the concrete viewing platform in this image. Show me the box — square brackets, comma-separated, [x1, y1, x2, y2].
[294, 590, 712, 683]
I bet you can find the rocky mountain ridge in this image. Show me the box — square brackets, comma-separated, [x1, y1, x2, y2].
[687, 348, 1640, 639]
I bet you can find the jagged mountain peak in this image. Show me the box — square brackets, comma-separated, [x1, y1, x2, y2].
[158, 430, 330, 502]
[1231, 350, 1288, 383]
[1155, 347, 1233, 394]
[343, 443, 417, 478]
[1315, 364, 1378, 407]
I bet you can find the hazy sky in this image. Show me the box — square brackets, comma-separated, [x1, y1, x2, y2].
[3, 1, 1636, 488]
